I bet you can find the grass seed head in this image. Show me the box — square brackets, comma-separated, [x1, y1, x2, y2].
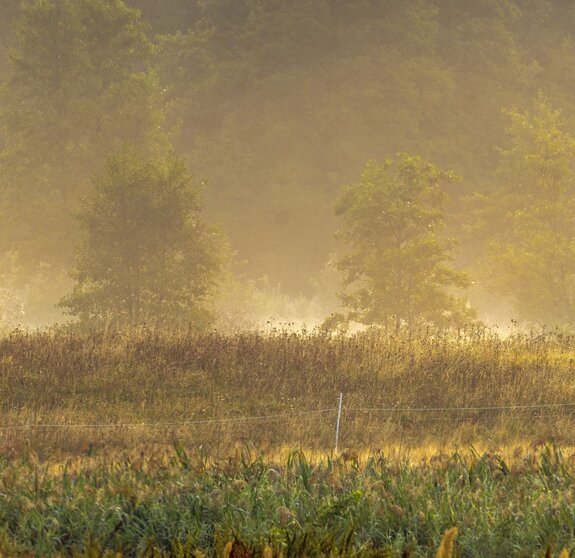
[436, 527, 458, 558]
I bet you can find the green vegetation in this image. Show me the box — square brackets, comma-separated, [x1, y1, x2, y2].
[0, 445, 574, 556]
[3, 3, 575, 555]
[0, 0, 163, 324]
[3, 1, 575, 328]
[334, 155, 472, 330]
[483, 96, 575, 324]
[0, 327, 572, 555]
[0, 0, 160, 262]
[60, 149, 225, 329]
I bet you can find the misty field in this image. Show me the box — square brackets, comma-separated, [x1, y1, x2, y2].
[1, 326, 575, 457]
[0, 327, 574, 555]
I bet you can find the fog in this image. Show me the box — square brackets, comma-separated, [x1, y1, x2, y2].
[0, 0, 574, 331]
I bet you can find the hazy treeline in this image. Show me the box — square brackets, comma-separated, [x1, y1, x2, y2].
[1, 0, 575, 329]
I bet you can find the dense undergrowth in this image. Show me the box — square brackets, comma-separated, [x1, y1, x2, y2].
[0, 445, 574, 557]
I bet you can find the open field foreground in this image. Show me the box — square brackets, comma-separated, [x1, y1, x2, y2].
[2, 327, 575, 556]
[0, 446, 574, 556]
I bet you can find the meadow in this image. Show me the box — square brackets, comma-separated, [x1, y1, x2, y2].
[0, 325, 574, 457]
[1, 326, 575, 556]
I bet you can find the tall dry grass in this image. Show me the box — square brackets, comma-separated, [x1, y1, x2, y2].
[0, 325, 574, 457]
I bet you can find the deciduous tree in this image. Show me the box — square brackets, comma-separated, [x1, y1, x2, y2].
[0, 0, 163, 266]
[334, 154, 473, 330]
[60, 149, 225, 329]
[484, 96, 575, 326]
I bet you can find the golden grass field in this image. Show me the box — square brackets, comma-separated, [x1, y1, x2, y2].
[0, 325, 573, 458]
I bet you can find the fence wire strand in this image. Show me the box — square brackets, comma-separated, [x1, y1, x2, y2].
[347, 402, 575, 413]
[0, 408, 336, 431]
[1, 401, 575, 431]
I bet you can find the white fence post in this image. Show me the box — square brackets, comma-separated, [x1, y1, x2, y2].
[334, 392, 343, 453]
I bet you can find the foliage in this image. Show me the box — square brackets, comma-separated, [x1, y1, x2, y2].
[0, 0, 166, 331]
[60, 149, 225, 329]
[484, 96, 575, 326]
[155, 0, 459, 293]
[148, 0, 574, 295]
[0, 445, 573, 556]
[334, 154, 474, 330]
[0, 326, 573, 554]
[0, 0, 162, 251]
[3, 0, 575, 325]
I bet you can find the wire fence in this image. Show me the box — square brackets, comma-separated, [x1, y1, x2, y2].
[4, 397, 575, 453]
[0, 408, 335, 431]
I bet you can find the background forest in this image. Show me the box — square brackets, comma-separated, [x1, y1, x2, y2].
[1, 0, 575, 330]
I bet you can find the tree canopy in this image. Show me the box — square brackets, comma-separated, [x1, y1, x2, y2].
[483, 97, 575, 326]
[0, 0, 162, 266]
[2, 1, 575, 326]
[60, 149, 225, 329]
[335, 155, 473, 330]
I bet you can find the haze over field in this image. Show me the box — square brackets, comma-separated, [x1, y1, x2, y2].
[5, 6, 575, 555]
[1, 0, 575, 330]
